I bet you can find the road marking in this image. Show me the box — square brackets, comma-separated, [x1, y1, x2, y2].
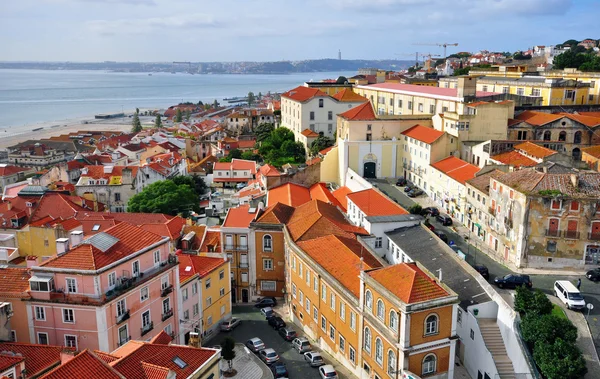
[472, 292, 487, 298]
[463, 278, 470, 282]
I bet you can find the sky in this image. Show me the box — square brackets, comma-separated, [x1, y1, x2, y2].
[1, 0, 599, 62]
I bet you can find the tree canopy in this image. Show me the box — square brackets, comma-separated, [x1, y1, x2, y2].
[309, 134, 334, 156]
[175, 109, 183, 123]
[247, 91, 255, 106]
[533, 338, 587, 379]
[171, 175, 207, 196]
[154, 114, 163, 128]
[258, 127, 306, 165]
[127, 180, 200, 217]
[131, 110, 142, 133]
[255, 123, 275, 142]
[553, 50, 600, 71]
[220, 337, 236, 373]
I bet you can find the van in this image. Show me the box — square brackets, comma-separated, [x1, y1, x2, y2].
[554, 280, 585, 310]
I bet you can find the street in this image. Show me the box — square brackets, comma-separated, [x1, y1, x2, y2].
[374, 179, 600, 355]
[205, 305, 354, 379]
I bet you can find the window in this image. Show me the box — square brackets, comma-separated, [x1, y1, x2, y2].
[328, 124, 333, 133]
[565, 90, 575, 100]
[263, 259, 273, 271]
[299, 291, 304, 305]
[154, 250, 160, 266]
[340, 302, 346, 321]
[132, 261, 140, 277]
[305, 270, 310, 285]
[418, 103, 423, 112]
[321, 284, 326, 301]
[66, 278, 77, 293]
[389, 310, 398, 332]
[551, 199, 561, 210]
[207, 315, 213, 325]
[429, 104, 435, 114]
[376, 299, 385, 320]
[313, 306, 318, 321]
[365, 290, 373, 309]
[329, 324, 335, 340]
[330, 293, 335, 311]
[375, 338, 383, 366]
[299, 263, 303, 277]
[63, 308, 75, 323]
[183, 310, 190, 320]
[108, 272, 116, 288]
[387, 350, 397, 375]
[364, 327, 372, 353]
[220, 305, 225, 315]
[408, 101, 413, 110]
[114, 192, 121, 202]
[350, 312, 356, 331]
[292, 283, 297, 298]
[261, 281, 276, 292]
[319, 99, 324, 108]
[321, 316, 327, 331]
[241, 272, 248, 282]
[422, 354, 437, 375]
[398, 99, 403, 108]
[349, 346, 356, 364]
[263, 235, 272, 252]
[570, 200, 580, 211]
[328, 111, 333, 120]
[192, 283, 198, 295]
[457, 309, 462, 325]
[292, 256, 296, 271]
[161, 276, 169, 290]
[181, 288, 188, 302]
[205, 278, 211, 289]
[35, 306, 45, 321]
[516, 88, 524, 96]
[425, 314, 438, 335]
[305, 298, 310, 312]
[162, 298, 171, 314]
[116, 299, 126, 317]
[206, 297, 212, 306]
[193, 303, 199, 316]
[375, 237, 382, 248]
[219, 270, 224, 280]
[502, 86, 509, 94]
[517, 130, 527, 140]
[140, 286, 149, 301]
[37, 332, 48, 345]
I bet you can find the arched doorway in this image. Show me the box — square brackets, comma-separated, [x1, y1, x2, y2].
[574, 131, 582, 144]
[543, 131, 551, 141]
[572, 147, 581, 161]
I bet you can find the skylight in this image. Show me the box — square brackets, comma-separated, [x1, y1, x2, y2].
[92, 224, 100, 231]
[172, 356, 188, 369]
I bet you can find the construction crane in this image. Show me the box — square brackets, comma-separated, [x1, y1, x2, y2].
[413, 43, 459, 59]
[395, 52, 435, 67]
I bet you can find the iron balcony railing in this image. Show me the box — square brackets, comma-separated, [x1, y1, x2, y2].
[161, 284, 173, 297]
[116, 309, 130, 325]
[545, 229, 560, 237]
[141, 321, 154, 336]
[162, 309, 174, 322]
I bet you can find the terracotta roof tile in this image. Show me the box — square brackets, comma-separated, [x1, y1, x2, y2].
[149, 331, 173, 345]
[0, 268, 31, 299]
[309, 183, 343, 209]
[222, 204, 257, 228]
[267, 183, 311, 207]
[199, 230, 221, 253]
[0, 353, 24, 372]
[581, 145, 600, 159]
[141, 362, 170, 379]
[41, 350, 123, 379]
[93, 351, 120, 364]
[255, 203, 295, 224]
[490, 150, 537, 168]
[401, 125, 445, 144]
[178, 254, 226, 283]
[331, 89, 368, 103]
[331, 186, 352, 212]
[431, 156, 480, 185]
[319, 146, 334, 156]
[259, 164, 281, 177]
[339, 102, 377, 121]
[495, 169, 544, 193]
[281, 86, 329, 102]
[213, 159, 257, 174]
[30, 193, 90, 222]
[0, 165, 32, 176]
[515, 141, 557, 159]
[347, 188, 408, 217]
[466, 170, 506, 193]
[0, 342, 69, 377]
[367, 262, 449, 303]
[301, 129, 320, 137]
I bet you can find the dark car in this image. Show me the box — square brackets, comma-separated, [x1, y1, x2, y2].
[473, 264, 490, 280]
[267, 316, 286, 329]
[425, 223, 435, 232]
[271, 362, 289, 378]
[396, 177, 407, 186]
[254, 297, 277, 308]
[494, 274, 532, 289]
[586, 268, 600, 281]
[407, 189, 424, 197]
[404, 185, 413, 192]
[433, 230, 448, 244]
[421, 207, 440, 217]
[436, 213, 453, 226]
[278, 327, 297, 341]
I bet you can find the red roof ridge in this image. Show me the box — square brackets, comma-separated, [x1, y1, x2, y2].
[339, 102, 376, 121]
[401, 124, 445, 144]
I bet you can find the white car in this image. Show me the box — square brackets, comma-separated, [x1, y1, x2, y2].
[260, 306, 274, 318]
[292, 337, 311, 353]
[319, 364, 338, 378]
[554, 280, 586, 310]
[259, 348, 279, 365]
[245, 337, 265, 353]
[303, 351, 324, 367]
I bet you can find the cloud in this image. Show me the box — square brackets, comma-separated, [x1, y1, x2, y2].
[77, 0, 156, 4]
[87, 13, 221, 35]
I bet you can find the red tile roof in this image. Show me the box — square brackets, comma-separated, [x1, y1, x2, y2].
[515, 110, 600, 128]
[319, 146, 334, 156]
[338, 102, 377, 121]
[297, 235, 382, 297]
[80, 166, 139, 185]
[401, 125, 445, 145]
[515, 141, 557, 159]
[0, 353, 24, 372]
[281, 86, 329, 102]
[0, 165, 32, 177]
[301, 129, 319, 137]
[347, 188, 408, 217]
[141, 362, 170, 379]
[331, 89, 368, 103]
[0, 268, 31, 299]
[29, 193, 90, 222]
[367, 262, 449, 303]
[255, 202, 295, 224]
[490, 150, 537, 168]
[0, 343, 70, 377]
[41, 350, 123, 379]
[309, 183, 343, 209]
[362, 82, 498, 98]
[149, 331, 173, 346]
[431, 156, 480, 185]
[213, 159, 257, 174]
[199, 230, 221, 253]
[331, 186, 352, 212]
[267, 183, 311, 207]
[178, 254, 227, 283]
[259, 164, 281, 177]
[581, 145, 600, 159]
[222, 204, 257, 228]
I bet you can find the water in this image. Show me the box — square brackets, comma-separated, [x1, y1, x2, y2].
[0, 69, 354, 129]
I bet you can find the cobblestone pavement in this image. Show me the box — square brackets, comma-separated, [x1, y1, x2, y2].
[218, 344, 273, 379]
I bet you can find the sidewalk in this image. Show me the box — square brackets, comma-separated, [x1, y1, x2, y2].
[219, 344, 274, 379]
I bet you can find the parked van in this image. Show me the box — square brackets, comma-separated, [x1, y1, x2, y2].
[554, 280, 585, 310]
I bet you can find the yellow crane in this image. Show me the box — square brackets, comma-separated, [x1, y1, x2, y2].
[413, 42, 459, 59]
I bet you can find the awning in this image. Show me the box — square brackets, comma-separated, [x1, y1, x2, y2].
[474, 223, 482, 229]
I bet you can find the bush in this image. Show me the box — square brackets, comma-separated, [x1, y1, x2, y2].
[533, 338, 587, 379]
[409, 204, 422, 215]
[521, 313, 577, 346]
[514, 287, 552, 316]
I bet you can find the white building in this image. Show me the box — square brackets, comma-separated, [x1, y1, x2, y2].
[212, 159, 257, 188]
[75, 166, 145, 212]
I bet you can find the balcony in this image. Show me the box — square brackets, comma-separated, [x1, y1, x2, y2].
[545, 229, 560, 237]
[141, 321, 154, 336]
[239, 262, 249, 268]
[563, 230, 580, 239]
[589, 233, 600, 241]
[488, 207, 496, 216]
[116, 309, 130, 325]
[118, 336, 131, 347]
[162, 309, 173, 322]
[161, 284, 173, 297]
[504, 217, 513, 229]
[224, 244, 248, 251]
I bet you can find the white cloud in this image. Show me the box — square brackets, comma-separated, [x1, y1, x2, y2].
[87, 13, 221, 35]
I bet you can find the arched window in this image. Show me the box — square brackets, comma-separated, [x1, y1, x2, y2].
[422, 354, 437, 375]
[365, 290, 373, 310]
[543, 130, 551, 141]
[559, 131, 567, 141]
[376, 299, 385, 319]
[364, 327, 372, 353]
[425, 314, 438, 335]
[263, 235, 272, 252]
[375, 338, 383, 366]
[387, 350, 397, 375]
[389, 310, 398, 332]
[574, 131, 582, 144]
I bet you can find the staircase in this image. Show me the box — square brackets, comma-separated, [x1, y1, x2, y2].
[478, 318, 516, 379]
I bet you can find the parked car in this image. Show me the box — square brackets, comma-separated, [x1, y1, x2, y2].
[271, 362, 289, 378]
[292, 337, 311, 353]
[433, 230, 448, 244]
[304, 351, 325, 367]
[586, 268, 600, 281]
[425, 223, 435, 232]
[245, 337, 265, 353]
[278, 327, 297, 341]
[220, 317, 241, 332]
[436, 213, 453, 226]
[450, 245, 467, 259]
[236, 182, 246, 189]
[494, 274, 532, 289]
[404, 185, 413, 192]
[407, 188, 424, 197]
[396, 177, 407, 186]
[319, 364, 338, 379]
[472, 264, 490, 280]
[255, 297, 277, 308]
[267, 316, 286, 329]
[259, 348, 279, 364]
[260, 307, 274, 318]
[554, 280, 586, 310]
[421, 207, 440, 217]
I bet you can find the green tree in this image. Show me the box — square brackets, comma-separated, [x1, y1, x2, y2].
[213, 99, 219, 109]
[197, 100, 204, 106]
[409, 204, 422, 215]
[273, 109, 281, 117]
[562, 39, 579, 46]
[521, 313, 577, 346]
[175, 108, 183, 123]
[534, 338, 587, 379]
[135, 107, 139, 114]
[258, 91, 262, 99]
[310, 135, 334, 156]
[171, 175, 207, 196]
[154, 114, 163, 128]
[127, 180, 199, 217]
[514, 287, 552, 316]
[185, 110, 191, 121]
[255, 123, 275, 142]
[553, 50, 589, 69]
[247, 91, 255, 106]
[228, 149, 242, 159]
[453, 67, 471, 76]
[131, 111, 142, 133]
[241, 150, 261, 162]
[220, 337, 237, 373]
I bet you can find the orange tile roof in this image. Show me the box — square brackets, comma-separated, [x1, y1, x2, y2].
[0, 342, 70, 377]
[319, 146, 334, 156]
[199, 230, 221, 253]
[0, 267, 31, 299]
[581, 145, 600, 159]
[80, 166, 139, 184]
[281, 86, 329, 102]
[255, 202, 295, 224]
[149, 331, 173, 345]
[178, 254, 227, 283]
[0, 165, 32, 176]
[297, 235, 382, 297]
[309, 183, 343, 209]
[0, 353, 24, 372]
[431, 156, 480, 185]
[347, 188, 408, 217]
[331, 89, 368, 103]
[367, 262, 449, 304]
[515, 110, 600, 128]
[490, 150, 537, 168]
[338, 102, 377, 121]
[93, 351, 120, 364]
[515, 141, 557, 159]
[40, 222, 165, 271]
[556, 112, 600, 127]
[259, 164, 281, 177]
[331, 186, 352, 212]
[401, 125, 445, 145]
[267, 183, 311, 207]
[40, 350, 123, 379]
[301, 129, 319, 137]
[141, 362, 170, 379]
[237, 140, 256, 149]
[222, 204, 257, 228]
[29, 193, 90, 223]
[306, 157, 321, 166]
[213, 159, 257, 174]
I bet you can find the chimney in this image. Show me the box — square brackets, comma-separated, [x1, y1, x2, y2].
[122, 168, 132, 184]
[81, 167, 88, 175]
[70, 230, 84, 247]
[570, 173, 579, 188]
[103, 166, 114, 174]
[56, 238, 70, 256]
[60, 349, 77, 365]
[457, 77, 477, 101]
[26, 256, 39, 268]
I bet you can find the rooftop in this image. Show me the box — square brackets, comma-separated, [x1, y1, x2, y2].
[357, 82, 499, 99]
[267, 183, 311, 207]
[515, 141, 557, 159]
[338, 102, 377, 121]
[490, 150, 537, 168]
[281, 86, 329, 102]
[0, 342, 71, 377]
[0, 267, 30, 299]
[213, 158, 257, 174]
[222, 204, 257, 228]
[254, 202, 295, 225]
[178, 254, 226, 283]
[331, 88, 368, 103]
[40, 350, 123, 379]
[430, 156, 480, 185]
[581, 145, 600, 159]
[401, 125, 445, 145]
[347, 188, 408, 217]
[301, 129, 320, 138]
[466, 170, 506, 193]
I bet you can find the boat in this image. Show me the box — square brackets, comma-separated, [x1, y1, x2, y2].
[32, 127, 44, 131]
[148, 73, 152, 76]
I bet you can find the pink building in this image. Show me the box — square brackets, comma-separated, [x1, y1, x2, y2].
[27, 222, 180, 352]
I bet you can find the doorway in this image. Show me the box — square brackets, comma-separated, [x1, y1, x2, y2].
[242, 289, 249, 303]
[231, 288, 236, 303]
[363, 162, 376, 178]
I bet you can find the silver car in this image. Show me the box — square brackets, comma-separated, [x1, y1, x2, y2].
[292, 337, 311, 353]
[259, 348, 279, 365]
[319, 364, 338, 379]
[245, 337, 265, 353]
[220, 317, 241, 332]
[303, 351, 324, 367]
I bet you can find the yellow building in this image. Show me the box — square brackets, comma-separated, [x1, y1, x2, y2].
[545, 68, 600, 104]
[304, 80, 354, 96]
[16, 217, 83, 257]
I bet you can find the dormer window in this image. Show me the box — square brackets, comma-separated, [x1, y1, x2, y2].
[30, 276, 55, 292]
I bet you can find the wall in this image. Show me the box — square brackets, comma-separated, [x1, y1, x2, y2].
[200, 261, 231, 339]
[457, 304, 499, 379]
[265, 163, 321, 189]
[254, 230, 286, 298]
[320, 146, 339, 184]
[344, 168, 373, 192]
